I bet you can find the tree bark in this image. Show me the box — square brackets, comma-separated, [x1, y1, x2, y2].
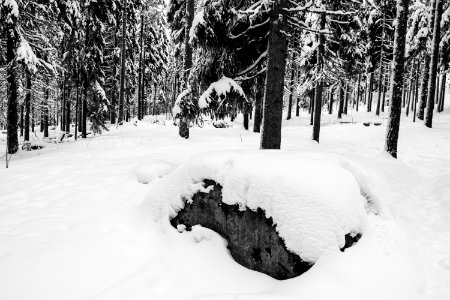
[137, 13, 144, 120]
[253, 74, 264, 133]
[312, 13, 325, 143]
[338, 84, 344, 119]
[260, 0, 288, 149]
[24, 71, 31, 141]
[179, 0, 195, 139]
[356, 73, 361, 112]
[6, 25, 19, 154]
[287, 38, 297, 121]
[118, 0, 127, 124]
[438, 72, 446, 112]
[424, 0, 443, 128]
[385, 0, 410, 158]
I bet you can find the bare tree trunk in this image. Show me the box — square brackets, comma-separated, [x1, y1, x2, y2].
[137, 13, 144, 120]
[24, 71, 31, 141]
[356, 73, 361, 112]
[424, 0, 443, 128]
[44, 87, 49, 138]
[179, 0, 195, 139]
[438, 72, 446, 112]
[312, 13, 325, 143]
[338, 84, 344, 119]
[385, 0, 410, 158]
[329, 87, 334, 114]
[260, 0, 288, 149]
[310, 90, 315, 126]
[118, 0, 127, 124]
[287, 38, 297, 121]
[6, 24, 19, 154]
[253, 74, 264, 133]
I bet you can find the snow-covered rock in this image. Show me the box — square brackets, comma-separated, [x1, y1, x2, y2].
[145, 151, 367, 262]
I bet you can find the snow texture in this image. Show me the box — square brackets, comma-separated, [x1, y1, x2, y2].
[145, 151, 367, 262]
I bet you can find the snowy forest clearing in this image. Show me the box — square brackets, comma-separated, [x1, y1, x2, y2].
[1, 102, 450, 300]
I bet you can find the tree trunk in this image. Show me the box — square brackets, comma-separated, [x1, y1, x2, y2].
[356, 73, 361, 112]
[329, 87, 334, 114]
[424, 0, 443, 127]
[75, 74, 80, 140]
[179, 0, 195, 139]
[118, 0, 127, 124]
[338, 84, 344, 119]
[137, 13, 144, 120]
[344, 83, 349, 114]
[287, 39, 297, 121]
[253, 74, 264, 133]
[438, 72, 446, 112]
[310, 90, 315, 126]
[6, 25, 19, 154]
[385, 0, 410, 158]
[312, 13, 325, 143]
[260, 0, 288, 149]
[65, 84, 71, 133]
[44, 87, 49, 138]
[20, 104, 24, 137]
[24, 71, 31, 141]
[367, 73, 374, 112]
[82, 77, 88, 138]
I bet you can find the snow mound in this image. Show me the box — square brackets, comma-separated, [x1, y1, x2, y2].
[135, 160, 178, 184]
[145, 151, 367, 262]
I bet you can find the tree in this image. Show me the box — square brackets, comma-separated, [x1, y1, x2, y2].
[424, 0, 444, 128]
[260, 0, 288, 149]
[385, 0, 411, 158]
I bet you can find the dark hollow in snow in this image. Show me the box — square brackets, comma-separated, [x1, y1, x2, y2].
[170, 180, 361, 280]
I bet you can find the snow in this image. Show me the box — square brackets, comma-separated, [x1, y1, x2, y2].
[1, 94, 450, 299]
[3, 0, 19, 23]
[145, 151, 367, 262]
[16, 37, 40, 74]
[198, 76, 246, 109]
[135, 160, 177, 184]
[189, 11, 205, 44]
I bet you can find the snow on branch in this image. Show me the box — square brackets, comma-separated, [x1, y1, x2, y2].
[199, 76, 246, 109]
[16, 37, 40, 74]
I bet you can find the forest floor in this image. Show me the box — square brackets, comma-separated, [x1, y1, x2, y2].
[0, 97, 449, 300]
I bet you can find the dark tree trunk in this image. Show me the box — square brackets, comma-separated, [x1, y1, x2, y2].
[75, 74, 79, 140]
[329, 87, 334, 114]
[118, 0, 127, 124]
[287, 38, 297, 121]
[253, 75, 264, 133]
[413, 59, 421, 122]
[344, 83, 349, 115]
[82, 77, 88, 138]
[438, 72, 446, 112]
[310, 90, 315, 126]
[260, 0, 288, 149]
[61, 75, 66, 131]
[356, 73, 361, 112]
[338, 85, 344, 119]
[65, 84, 71, 133]
[6, 25, 19, 154]
[24, 71, 31, 141]
[137, 14, 144, 120]
[424, 0, 443, 128]
[417, 55, 431, 120]
[367, 73, 374, 112]
[44, 88, 49, 138]
[20, 104, 24, 137]
[179, 0, 195, 139]
[312, 13, 325, 143]
[385, 0, 410, 158]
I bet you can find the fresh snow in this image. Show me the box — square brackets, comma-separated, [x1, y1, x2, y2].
[198, 76, 246, 109]
[145, 151, 367, 262]
[1, 96, 450, 299]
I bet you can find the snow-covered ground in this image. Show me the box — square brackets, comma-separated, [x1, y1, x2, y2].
[1, 97, 449, 300]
